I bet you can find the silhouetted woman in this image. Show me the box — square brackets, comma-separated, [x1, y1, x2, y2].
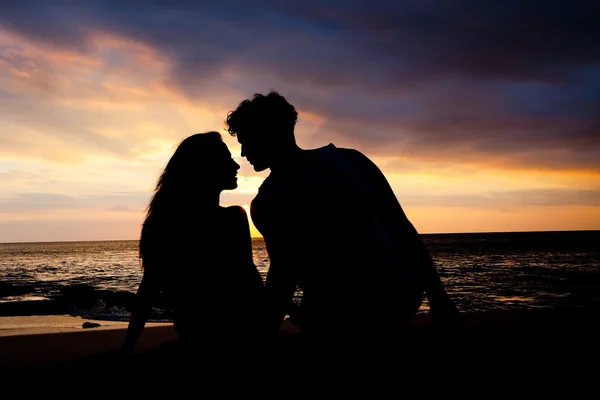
[121, 132, 266, 354]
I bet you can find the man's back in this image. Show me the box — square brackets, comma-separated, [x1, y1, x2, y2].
[252, 144, 425, 334]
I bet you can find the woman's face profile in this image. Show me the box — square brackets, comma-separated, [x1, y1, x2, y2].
[206, 140, 240, 191]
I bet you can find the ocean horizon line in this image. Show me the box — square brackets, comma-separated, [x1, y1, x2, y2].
[1, 228, 598, 245]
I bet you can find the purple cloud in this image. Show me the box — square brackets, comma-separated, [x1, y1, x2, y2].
[0, 0, 598, 170]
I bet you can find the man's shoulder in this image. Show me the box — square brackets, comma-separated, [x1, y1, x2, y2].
[318, 143, 369, 161]
[318, 145, 376, 175]
[336, 147, 368, 160]
[256, 174, 274, 192]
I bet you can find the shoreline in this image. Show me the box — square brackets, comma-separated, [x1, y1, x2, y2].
[0, 314, 133, 337]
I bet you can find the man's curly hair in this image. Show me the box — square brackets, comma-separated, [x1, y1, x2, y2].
[225, 90, 298, 138]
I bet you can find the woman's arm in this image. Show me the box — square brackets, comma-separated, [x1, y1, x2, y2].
[263, 243, 298, 333]
[121, 274, 160, 354]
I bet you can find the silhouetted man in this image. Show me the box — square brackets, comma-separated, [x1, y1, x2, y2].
[225, 91, 459, 336]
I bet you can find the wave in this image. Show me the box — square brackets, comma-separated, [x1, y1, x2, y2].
[0, 282, 170, 322]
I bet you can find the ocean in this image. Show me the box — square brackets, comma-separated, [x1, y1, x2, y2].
[1, 230, 599, 321]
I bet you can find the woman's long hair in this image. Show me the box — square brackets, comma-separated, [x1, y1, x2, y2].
[139, 131, 223, 270]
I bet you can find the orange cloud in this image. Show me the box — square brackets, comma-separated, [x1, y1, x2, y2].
[1, 24, 599, 242]
[406, 205, 600, 234]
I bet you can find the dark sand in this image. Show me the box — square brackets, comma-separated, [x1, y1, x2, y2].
[1, 307, 599, 394]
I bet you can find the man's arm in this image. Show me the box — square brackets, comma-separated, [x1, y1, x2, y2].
[400, 219, 461, 323]
[342, 149, 460, 324]
[251, 201, 297, 333]
[263, 241, 298, 332]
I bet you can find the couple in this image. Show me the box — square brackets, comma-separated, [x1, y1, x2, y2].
[122, 91, 459, 353]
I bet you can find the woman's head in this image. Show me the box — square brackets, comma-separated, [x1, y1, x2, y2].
[140, 132, 239, 267]
[160, 132, 239, 192]
[144, 132, 239, 217]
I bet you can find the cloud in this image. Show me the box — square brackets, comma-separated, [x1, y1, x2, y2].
[0, 29, 231, 166]
[0, 192, 149, 214]
[0, 217, 143, 242]
[0, 1, 598, 173]
[0, 1, 598, 240]
[401, 189, 600, 208]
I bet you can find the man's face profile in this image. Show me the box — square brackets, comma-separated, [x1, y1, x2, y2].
[237, 131, 272, 172]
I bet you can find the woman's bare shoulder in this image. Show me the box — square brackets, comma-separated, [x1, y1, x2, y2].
[223, 205, 249, 221]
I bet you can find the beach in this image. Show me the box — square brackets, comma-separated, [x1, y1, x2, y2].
[0, 314, 309, 395]
[1, 308, 600, 395]
[0, 315, 179, 394]
[0, 315, 176, 369]
[2, 307, 599, 363]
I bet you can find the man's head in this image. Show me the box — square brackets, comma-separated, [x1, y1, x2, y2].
[225, 91, 298, 172]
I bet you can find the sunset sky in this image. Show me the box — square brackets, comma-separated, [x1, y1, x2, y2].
[0, 1, 598, 242]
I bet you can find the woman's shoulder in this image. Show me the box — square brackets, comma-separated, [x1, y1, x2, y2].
[222, 205, 249, 221]
[221, 206, 251, 239]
